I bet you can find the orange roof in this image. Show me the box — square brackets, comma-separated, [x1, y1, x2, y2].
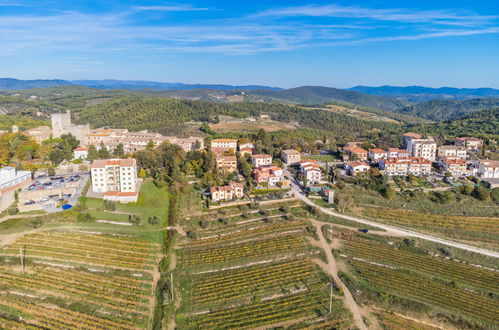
[444, 158, 466, 165]
[346, 161, 370, 168]
[369, 148, 386, 154]
[282, 149, 300, 155]
[388, 148, 408, 153]
[91, 158, 135, 168]
[348, 147, 367, 154]
[212, 138, 238, 143]
[456, 137, 482, 142]
[383, 157, 431, 165]
[74, 147, 88, 151]
[252, 154, 272, 159]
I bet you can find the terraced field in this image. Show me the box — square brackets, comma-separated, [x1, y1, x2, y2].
[0, 230, 161, 329]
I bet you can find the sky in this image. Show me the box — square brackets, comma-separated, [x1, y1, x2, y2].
[0, 0, 498, 88]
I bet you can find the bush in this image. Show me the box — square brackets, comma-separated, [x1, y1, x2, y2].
[7, 207, 18, 215]
[473, 186, 491, 202]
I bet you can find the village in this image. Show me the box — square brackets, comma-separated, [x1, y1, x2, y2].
[1, 110, 498, 215]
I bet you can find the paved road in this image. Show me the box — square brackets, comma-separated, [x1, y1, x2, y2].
[284, 169, 499, 259]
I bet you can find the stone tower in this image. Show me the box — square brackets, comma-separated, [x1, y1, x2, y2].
[51, 111, 72, 138]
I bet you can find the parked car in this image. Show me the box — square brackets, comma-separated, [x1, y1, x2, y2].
[358, 229, 369, 233]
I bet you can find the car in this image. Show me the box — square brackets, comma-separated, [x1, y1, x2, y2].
[24, 200, 35, 205]
[357, 229, 369, 234]
[43, 182, 52, 187]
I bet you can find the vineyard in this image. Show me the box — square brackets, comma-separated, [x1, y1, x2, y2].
[340, 235, 499, 327]
[360, 206, 499, 248]
[173, 203, 352, 329]
[0, 230, 161, 328]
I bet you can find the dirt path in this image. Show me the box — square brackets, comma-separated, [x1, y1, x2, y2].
[0, 212, 45, 225]
[310, 219, 368, 330]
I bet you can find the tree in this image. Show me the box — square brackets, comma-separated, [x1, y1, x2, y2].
[97, 142, 110, 159]
[138, 168, 147, 178]
[148, 216, 159, 225]
[114, 143, 125, 157]
[49, 148, 65, 165]
[87, 145, 98, 162]
[473, 186, 491, 202]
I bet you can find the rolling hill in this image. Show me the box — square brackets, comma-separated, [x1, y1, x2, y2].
[350, 85, 499, 102]
[248, 86, 409, 112]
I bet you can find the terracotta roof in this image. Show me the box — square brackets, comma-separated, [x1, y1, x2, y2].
[252, 154, 272, 159]
[212, 139, 238, 143]
[369, 148, 386, 154]
[388, 148, 408, 153]
[456, 137, 482, 142]
[480, 160, 499, 167]
[282, 149, 300, 155]
[346, 161, 370, 168]
[91, 158, 135, 168]
[443, 158, 466, 165]
[347, 147, 367, 154]
[403, 132, 422, 138]
[74, 147, 88, 151]
[383, 157, 431, 165]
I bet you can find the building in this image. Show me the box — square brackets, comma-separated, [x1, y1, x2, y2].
[0, 167, 31, 191]
[379, 157, 432, 176]
[216, 155, 237, 173]
[211, 139, 238, 153]
[73, 147, 89, 160]
[253, 165, 284, 187]
[300, 160, 322, 184]
[344, 141, 364, 148]
[405, 135, 437, 161]
[345, 161, 370, 176]
[437, 145, 467, 160]
[281, 149, 301, 165]
[90, 159, 138, 202]
[439, 158, 468, 177]
[455, 137, 483, 151]
[343, 146, 368, 161]
[477, 160, 499, 179]
[368, 148, 387, 161]
[25, 126, 52, 143]
[210, 182, 244, 202]
[251, 154, 272, 167]
[387, 148, 411, 158]
[170, 136, 204, 152]
[51, 111, 91, 143]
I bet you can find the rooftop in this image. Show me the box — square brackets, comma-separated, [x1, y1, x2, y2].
[91, 158, 135, 168]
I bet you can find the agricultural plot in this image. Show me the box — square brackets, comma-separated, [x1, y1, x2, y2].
[360, 206, 499, 248]
[0, 230, 161, 328]
[342, 236, 499, 328]
[174, 205, 352, 329]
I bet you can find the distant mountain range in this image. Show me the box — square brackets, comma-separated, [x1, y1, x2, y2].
[0, 78, 281, 91]
[349, 85, 499, 102]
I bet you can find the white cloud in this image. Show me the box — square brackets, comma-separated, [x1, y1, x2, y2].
[132, 5, 208, 12]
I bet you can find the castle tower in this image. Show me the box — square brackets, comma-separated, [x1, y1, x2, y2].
[51, 111, 72, 138]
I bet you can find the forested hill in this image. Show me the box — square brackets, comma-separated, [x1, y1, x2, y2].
[78, 96, 399, 138]
[398, 98, 499, 121]
[247, 86, 408, 112]
[412, 108, 499, 140]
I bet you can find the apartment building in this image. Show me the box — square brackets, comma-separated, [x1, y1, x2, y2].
[90, 159, 138, 202]
[210, 182, 244, 202]
[300, 160, 322, 184]
[439, 157, 468, 177]
[437, 145, 467, 160]
[405, 135, 437, 161]
[251, 154, 273, 167]
[455, 137, 483, 151]
[281, 149, 301, 165]
[379, 157, 432, 176]
[345, 161, 370, 176]
[253, 165, 284, 187]
[216, 155, 237, 173]
[0, 167, 31, 192]
[211, 139, 238, 153]
[477, 160, 499, 179]
[368, 148, 387, 161]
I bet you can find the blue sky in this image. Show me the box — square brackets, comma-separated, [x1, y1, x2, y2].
[0, 1, 498, 88]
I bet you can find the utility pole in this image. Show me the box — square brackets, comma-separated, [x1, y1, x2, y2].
[20, 247, 25, 273]
[329, 281, 333, 314]
[170, 272, 174, 301]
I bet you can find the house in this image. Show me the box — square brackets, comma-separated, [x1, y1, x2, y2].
[216, 155, 237, 173]
[343, 146, 368, 161]
[253, 165, 284, 187]
[90, 158, 138, 202]
[439, 157, 468, 177]
[211, 139, 238, 153]
[210, 182, 244, 202]
[368, 148, 387, 161]
[345, 161, 370, 176]
[477, 160, 499, 179]
[299, 160, 322, 184]
[238, 142, 255, 156]
[379, 157, 432, 176]
[251, 154, 272, 167]
[73, 147, 89, 160]
[387, 148, 411, 158]
[455, 137, 483, 151]
[25, 125, 52, 143]
[437, 145, 467, 160]
[281, 149, 301, 165]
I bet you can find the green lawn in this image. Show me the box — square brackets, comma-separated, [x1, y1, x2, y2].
[306, 154, 338, 162]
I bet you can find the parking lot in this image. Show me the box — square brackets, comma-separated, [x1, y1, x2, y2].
[19, 172, 89, 212]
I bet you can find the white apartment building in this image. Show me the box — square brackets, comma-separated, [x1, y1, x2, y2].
[211, 139, 238, 153]
[0, 167, 31, 191]
[439, 158, 468, 177]
[437, 145, 467, 160]
[406, 138, 437, 161]
[387, 148, 411, 158]
[251, 154, 273, 167]
[91, 159, 138, 202]
[477, 160, 499, 179]
[300, 160, 322, 184]
[368, 149, 387, 161]
[380, 157, 432, 176]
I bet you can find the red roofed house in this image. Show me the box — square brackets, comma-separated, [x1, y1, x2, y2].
[439, 157, 468, 177]
[300, 160, 322, 184]
[73, 147, 89, 160]
[343, 146, 368, 161]
[281, 149, 301, 165]
[253, 165, 284, 187]
[455, 137, 483, 151]
[368, 148, 387, 161]
[210, 182, 244, 202]
[91, 158, 138, 202]
[345, 161, 370, 176]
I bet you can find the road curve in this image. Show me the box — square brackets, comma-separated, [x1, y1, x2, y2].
[285, 170, 499, 259]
